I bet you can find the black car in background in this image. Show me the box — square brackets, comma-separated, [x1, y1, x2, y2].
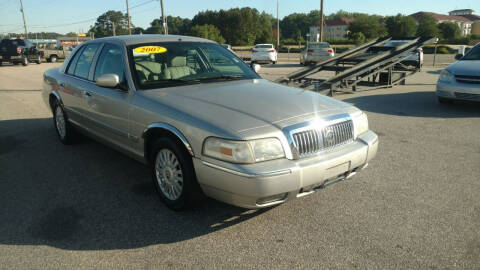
[0, 39, 42, 66]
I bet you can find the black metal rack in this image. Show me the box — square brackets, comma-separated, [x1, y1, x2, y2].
[276, 37, 437, 96]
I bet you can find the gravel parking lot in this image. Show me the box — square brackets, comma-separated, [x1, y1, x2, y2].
[1, 60, 479, 269]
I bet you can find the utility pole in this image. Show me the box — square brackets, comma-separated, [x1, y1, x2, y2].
[277, 0, 280, 48]
[160, 0, 167, 35]
[319, 0, 324, 42]
[19, 0, 28, 38]
[126, 0, 131, 35]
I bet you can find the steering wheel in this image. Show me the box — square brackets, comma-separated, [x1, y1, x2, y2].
[135, 62, 155, 74]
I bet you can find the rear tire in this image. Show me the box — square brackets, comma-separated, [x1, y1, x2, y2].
[50, 55, 57, 63]
[150, 137, 203, 211]
[21, 56, 28, 66]
[0, 61, 2, 66]
[35, 55, 41, 64]
[52, 100, 77, 144]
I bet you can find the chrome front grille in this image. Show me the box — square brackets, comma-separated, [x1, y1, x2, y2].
[292, 129, 321, 156]
[291, 119, 354, 158]
[321, 120, 354, 149]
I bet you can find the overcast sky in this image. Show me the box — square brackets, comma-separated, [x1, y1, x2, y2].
[0, 0, 478, 34]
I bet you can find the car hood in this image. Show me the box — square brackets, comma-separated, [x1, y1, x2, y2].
[140, 79, 355, 134]
[447, 60, 480, 76]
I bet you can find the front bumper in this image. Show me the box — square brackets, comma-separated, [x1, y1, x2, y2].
[436, 80, 480, 101]
[193, 130, 378, 209]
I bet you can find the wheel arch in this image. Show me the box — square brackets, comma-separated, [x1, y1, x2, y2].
[142, 123, 194, 163]
[48, 91, 62, 112]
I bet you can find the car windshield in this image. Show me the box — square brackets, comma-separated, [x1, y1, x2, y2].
[462, 45, 480, 60]
[308, 43, 330, 49]
[130, 42, 259, 90]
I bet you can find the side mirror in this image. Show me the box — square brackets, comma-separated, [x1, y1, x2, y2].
[454, 54, 463, 60]
[252, 63, 261, 73]
[96, 74, 120, 88]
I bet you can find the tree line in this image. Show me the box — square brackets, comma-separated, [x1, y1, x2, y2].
[4, 8, 469, 45]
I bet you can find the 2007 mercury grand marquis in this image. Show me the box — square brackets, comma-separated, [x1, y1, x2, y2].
[42, 35, 378, 210]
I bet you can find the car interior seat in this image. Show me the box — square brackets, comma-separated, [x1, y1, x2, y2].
[162, 56, 197, 80]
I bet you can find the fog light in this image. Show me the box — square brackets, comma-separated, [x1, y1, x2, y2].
[256, 193, 288, 205]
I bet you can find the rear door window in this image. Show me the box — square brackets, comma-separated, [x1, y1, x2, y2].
[68, 44, 100, 80]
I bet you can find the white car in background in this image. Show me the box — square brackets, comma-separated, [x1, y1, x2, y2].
[251, 44, 277, 65]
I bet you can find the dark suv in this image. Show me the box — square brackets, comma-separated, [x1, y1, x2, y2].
[0, 39, 42, 66]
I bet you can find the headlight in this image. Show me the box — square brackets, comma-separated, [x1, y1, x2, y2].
[203, 137, 285, 164]
[439, 69, 454, 83]
[352, 112, 369, 137]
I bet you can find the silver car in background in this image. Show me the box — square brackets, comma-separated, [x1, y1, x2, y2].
[251, 44, 277, 64]
[42, 35, 378, 211]
[384, 40, 423, 68]
[300, 42, 334, 66]
[436, 43, 480, 103]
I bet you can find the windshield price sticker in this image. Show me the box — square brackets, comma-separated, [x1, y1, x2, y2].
[134, 46, 167, 54]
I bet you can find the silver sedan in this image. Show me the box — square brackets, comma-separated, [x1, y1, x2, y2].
[42, 35, 378, 210]
[436, 43, 480, 103]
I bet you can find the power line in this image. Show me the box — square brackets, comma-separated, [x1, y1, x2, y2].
[2, 0, 156, 33]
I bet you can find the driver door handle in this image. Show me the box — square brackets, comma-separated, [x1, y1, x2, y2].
[84, 91, 92, 97]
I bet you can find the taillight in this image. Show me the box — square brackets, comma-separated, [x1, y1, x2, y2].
[327, 49, 334, 53]
[252, 49, 258, 53]
[307, 49, 314, 53]
[267, 49, 275, 53]
[16, 47, 21, 54]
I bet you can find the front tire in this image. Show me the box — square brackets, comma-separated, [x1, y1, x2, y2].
[35, 55, 41, 64]
[151, 137, 203, 211]
[53, 100, 76, 144]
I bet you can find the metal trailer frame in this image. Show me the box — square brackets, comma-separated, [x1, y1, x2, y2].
[276, 37, 437, 96]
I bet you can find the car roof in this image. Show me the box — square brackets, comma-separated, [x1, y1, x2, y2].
[81, 34, 216, 46]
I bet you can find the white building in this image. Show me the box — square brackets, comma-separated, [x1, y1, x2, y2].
[410, 11, 476, 36]
[309, 18, 355, 42]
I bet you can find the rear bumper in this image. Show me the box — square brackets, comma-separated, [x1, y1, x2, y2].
[251, 53, 277, 62]
[305, 54, 334, 62]
[193, 130, 378, 209]
[0, 55, 21, 61]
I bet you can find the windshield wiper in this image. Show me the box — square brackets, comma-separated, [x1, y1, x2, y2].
[195, 75, 246, 81]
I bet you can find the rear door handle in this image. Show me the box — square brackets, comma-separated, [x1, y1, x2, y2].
[84, 91, 92, 97]
[59, 83, 65, 88]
